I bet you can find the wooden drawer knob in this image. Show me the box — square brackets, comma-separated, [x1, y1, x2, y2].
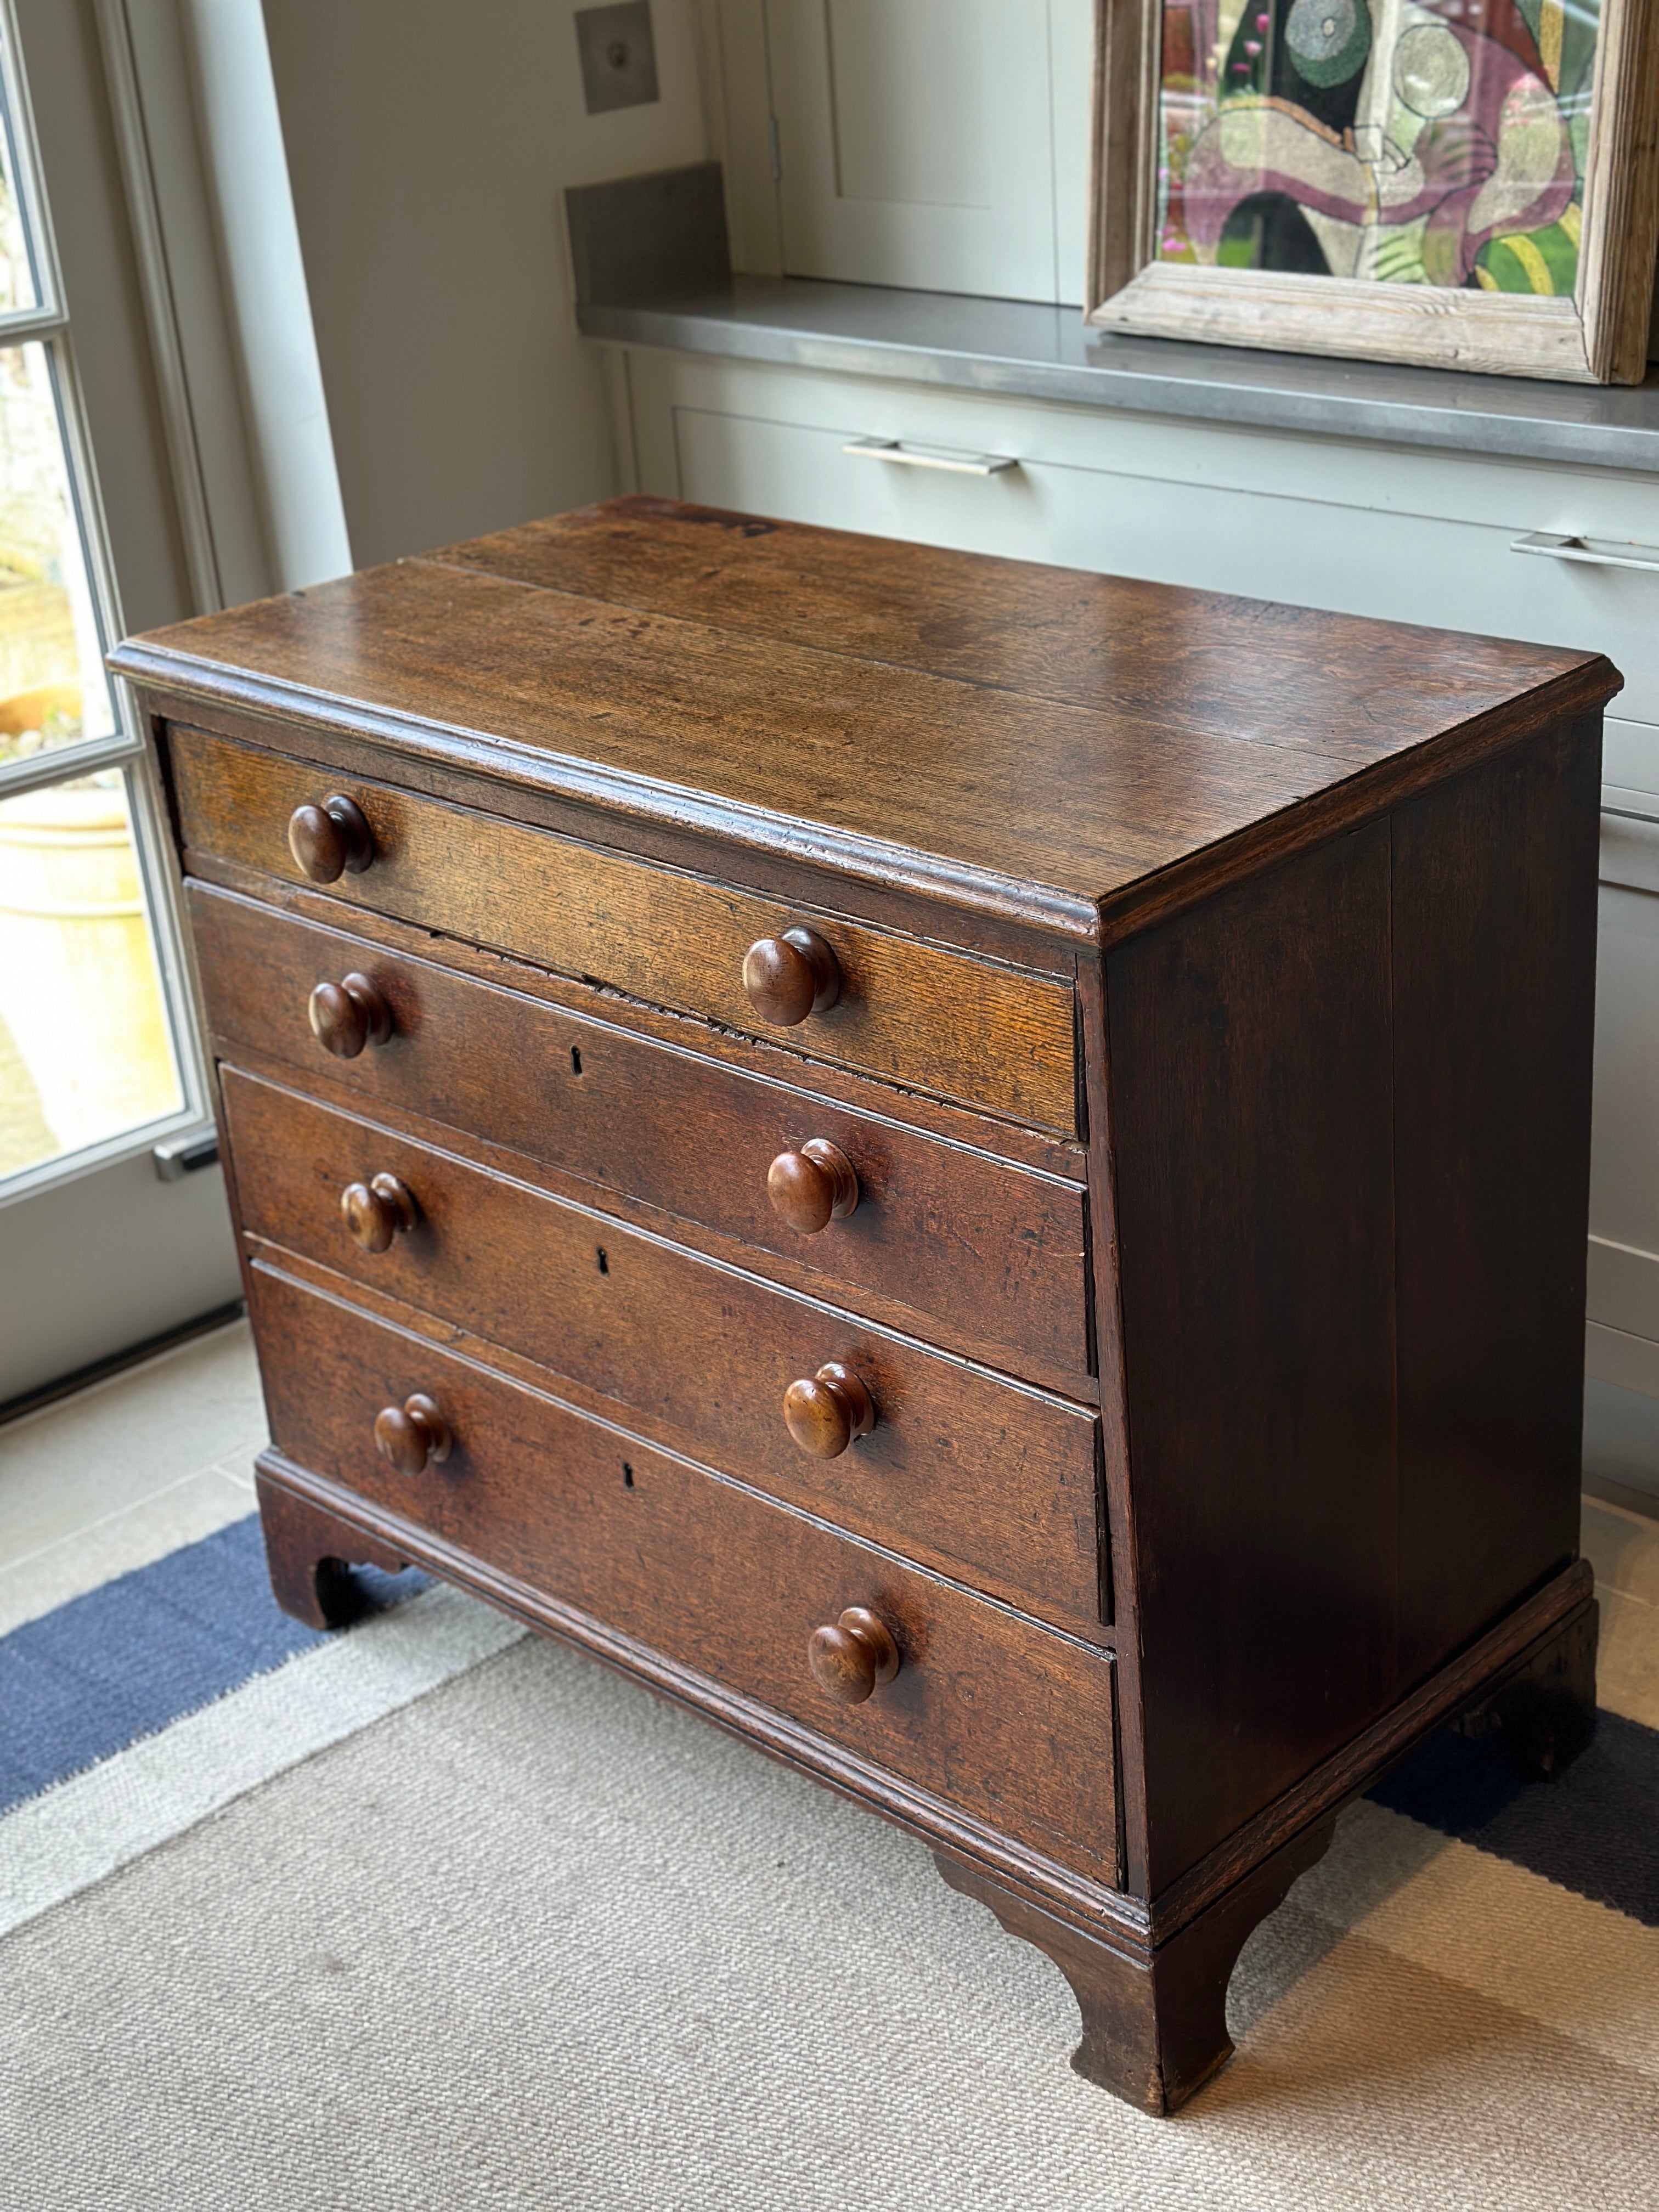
[373, 1392, 452, 1476]
[783, 1359, 875, 1458]
[768, 1139, 859, 1234]
[288, 794, 374, 883]
[308, 973, 392, 1058]
[742, 927, 840, 1028]
[341, 1171, 419, 1252]
[808, 1606, 900, 1705]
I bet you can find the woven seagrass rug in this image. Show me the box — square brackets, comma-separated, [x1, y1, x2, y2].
[2, 1493, 1656, 2210]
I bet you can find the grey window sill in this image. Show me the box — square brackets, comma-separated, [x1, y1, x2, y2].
[578, 274, 1659, 477]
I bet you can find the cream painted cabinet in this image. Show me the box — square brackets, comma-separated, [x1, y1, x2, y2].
[712, 0, 1092, 303]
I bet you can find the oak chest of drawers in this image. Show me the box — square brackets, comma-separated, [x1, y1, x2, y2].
[117, 495, 1615, 2112]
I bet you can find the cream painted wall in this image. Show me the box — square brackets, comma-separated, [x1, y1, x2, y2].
[260, 0, 708, 568]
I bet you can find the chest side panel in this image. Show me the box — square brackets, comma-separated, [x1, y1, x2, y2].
[1108, 824, 1400, 1897]
[1391, 717, 1600, 1683]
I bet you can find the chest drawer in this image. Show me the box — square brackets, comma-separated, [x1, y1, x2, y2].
[252, 1261, 1118, 1879]
[190, 882, 1090, 1379]
[170, 724, 1077, 1133]
[224, 1069, 1104, 1637]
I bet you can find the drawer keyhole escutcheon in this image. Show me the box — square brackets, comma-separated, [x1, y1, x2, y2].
[288, 794, 375, 883]
[341, 1171, 419, 1253]
[783, 1359, 875, 1459]
[309, 973, 392, 1058]
[808, 1606, 900, 1705]
[768, 1138, 859, 1234]
[374, 1392, 452, 1476]
[742, 927, 840, 1028]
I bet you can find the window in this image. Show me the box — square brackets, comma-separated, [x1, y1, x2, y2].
[0, 8, 200, 1194]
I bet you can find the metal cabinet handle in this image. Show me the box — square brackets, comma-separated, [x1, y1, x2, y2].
[1510, 531, 1659, 574]
[842, 437, 1018, 477]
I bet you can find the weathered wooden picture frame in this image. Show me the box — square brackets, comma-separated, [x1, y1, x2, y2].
[1086, 0, 1659, 380]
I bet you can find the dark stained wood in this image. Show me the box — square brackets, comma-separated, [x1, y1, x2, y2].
[1075, 951, 1139, 1894]
[783, 1361, 876, 1459]
[111, 509, 1618, 949]
[173, 725, 1079, 1131]
[1107, 826, 1400, 1895]
[934, 1577, 1597, 2103]
[766, 1140, 859, 1235]
[808, 1606, 901, 1705]
[250, 1259, 1121, 1879]
[308, 971, 392, 1058]
[341, 1171, 417, 1252]
[1452, 1598, 1599, 1781]
[287, 793, 373, 883]
[1149, 1570, 1595, 1941]
[222, 1065, 1105, 1638]
[743, 927, 840, 1026]
[1391, 719, 1602, 1685]
[373, 1391, 452, 1476]
[136, 496, 1611, 2113]
[188, 882, 1091, 1377]
[188, 870, 1081, 1175]
[937, 1814, 1336, 2113]
[254, 1471, 408, 1627]
[431, 499, 1598, 761]
[151, 682, 1087, 977]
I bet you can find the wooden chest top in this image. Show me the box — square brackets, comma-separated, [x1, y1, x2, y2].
[109, 495, 1618, 947]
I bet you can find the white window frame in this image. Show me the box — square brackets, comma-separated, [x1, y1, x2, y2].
[0, 0, 214, 1205]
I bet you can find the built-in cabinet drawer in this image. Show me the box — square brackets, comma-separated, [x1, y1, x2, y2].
[252, 1259, 1120, 1880]
[171, 723, 1078, 1133]
[189, 882, 1091, 1378]
[224, 1068, 1104, 1637]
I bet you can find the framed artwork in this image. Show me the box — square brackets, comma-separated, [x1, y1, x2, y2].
[1086, 0, 1659, 379]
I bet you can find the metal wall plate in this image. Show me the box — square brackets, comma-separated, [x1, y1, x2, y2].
[575, 2, 659, 114]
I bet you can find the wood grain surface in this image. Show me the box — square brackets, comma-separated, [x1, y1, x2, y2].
[1108, 825, 1400, 1895]
[428, 498, 1602, 755]
[1390, 720, 1600, 1683]
[112, 499, 1617, 944]
[223, 1068, 1105, 1637]
[188, 881, 1092, 1376]
[183, 864, 1084, 1175]
[172, 725, 1079, 1131]
[251, 1259, 1120, 1878]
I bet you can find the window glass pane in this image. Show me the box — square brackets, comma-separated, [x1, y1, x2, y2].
[0, 44, 36, 317]
[0, 766, 182, 1179]
[0, 340, 114, 771]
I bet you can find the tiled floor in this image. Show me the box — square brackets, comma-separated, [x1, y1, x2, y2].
[0, 1321, 267, 1637]
[1, 1327, 1656, 1729]
[1585, 1493, 1659, 1728]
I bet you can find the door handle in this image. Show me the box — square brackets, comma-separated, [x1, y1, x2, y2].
[842, 437, 1018, 477]
[1510, 531, 1659, 573]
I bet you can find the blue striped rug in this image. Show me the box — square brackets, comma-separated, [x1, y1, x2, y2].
[2, 1509, 1657, 2211]
[2, 1511, 1655, 1936]
[0, 1515, 523, 1935]
[0, 1515, 425, 1815]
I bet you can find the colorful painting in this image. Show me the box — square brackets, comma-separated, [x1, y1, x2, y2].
[1155, 0, 1600, 292]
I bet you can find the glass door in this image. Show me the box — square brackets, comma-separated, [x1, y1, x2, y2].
[0, 0, 238, 1409]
